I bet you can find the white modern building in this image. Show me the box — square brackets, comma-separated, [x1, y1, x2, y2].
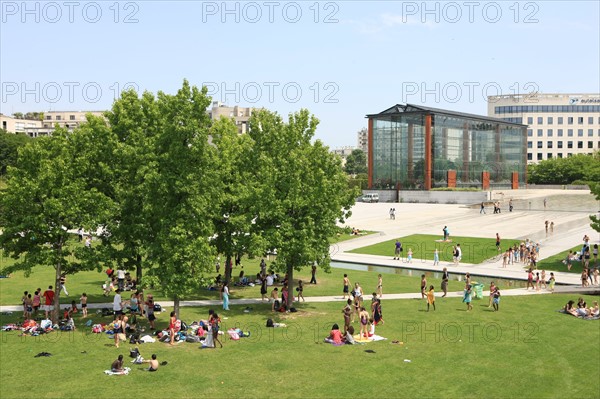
[488, 93, 600, 162]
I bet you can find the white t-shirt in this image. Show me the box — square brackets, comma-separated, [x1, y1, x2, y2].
[456, 247, 462, 260]
[117, 269, 125, 279]
[266, 275, 274, 286]
[113, 293, 122, 311]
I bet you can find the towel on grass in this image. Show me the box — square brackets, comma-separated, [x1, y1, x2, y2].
[104, 367, 131, 375]
[353, 334, 387, 343]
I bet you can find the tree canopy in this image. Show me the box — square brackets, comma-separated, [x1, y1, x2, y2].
[344, 148, 367, 175]
[528, 152, 600, 185]
[0, 81, 356, 315]
[0, 130, 31, 176]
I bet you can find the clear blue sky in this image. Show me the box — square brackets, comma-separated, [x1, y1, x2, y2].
[1, 1, 599, 148]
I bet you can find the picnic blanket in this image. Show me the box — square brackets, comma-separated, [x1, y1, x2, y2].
[353, 334, 387, 343]
[557, 309, 600, 320]
[104, 367, 131, 375]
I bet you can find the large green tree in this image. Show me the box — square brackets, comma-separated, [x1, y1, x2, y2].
[0, 126, 115, 322]
[209, 116, 261, 283]
[528, 152, 600, 184]
[247, 109, 356, 308]
[344, 148, 367, 175]
[140, 81, 221, 316]
[0, 130, 31, 176]
[590, 183, 600, 234]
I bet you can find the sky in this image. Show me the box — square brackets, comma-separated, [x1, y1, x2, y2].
[1, 0, 599, 148]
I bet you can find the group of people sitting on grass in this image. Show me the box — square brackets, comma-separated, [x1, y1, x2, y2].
[563, 298, 599, 318]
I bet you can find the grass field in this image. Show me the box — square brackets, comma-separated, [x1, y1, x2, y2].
[348, 234, 520, 264]
[0, 294, 598, 398]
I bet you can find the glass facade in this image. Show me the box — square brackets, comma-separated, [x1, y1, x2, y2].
[369, 106, 527, 190]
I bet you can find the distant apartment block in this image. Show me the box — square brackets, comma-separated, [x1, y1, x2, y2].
[488, 93, 600, 163]
[208, 101, 255, 134]
[1, 111, 105, 137]
[357, 127, 368, 154]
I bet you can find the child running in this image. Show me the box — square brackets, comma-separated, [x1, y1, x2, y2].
[426, 285, 436, 311]
[463, 285, 473, 311]
[492, 287, 501, 311]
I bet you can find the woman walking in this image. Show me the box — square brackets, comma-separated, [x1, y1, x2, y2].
[222, 283, 230, 311]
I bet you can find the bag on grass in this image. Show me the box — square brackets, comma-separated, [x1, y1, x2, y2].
[153, 304, 162, 312]
[129, 347, 140, 358]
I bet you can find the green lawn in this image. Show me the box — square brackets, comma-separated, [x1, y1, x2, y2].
[536, 245, 599, 274]
[349, 234, 520, 264]
[1, 294, 598, 398]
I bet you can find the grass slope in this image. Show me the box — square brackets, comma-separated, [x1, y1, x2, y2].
[0, 294, 598, 398]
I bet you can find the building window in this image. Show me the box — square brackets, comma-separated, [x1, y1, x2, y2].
[558, 129, 563, 137]
[547, 117, 553, 125]
[527, 129, 533, 137]
[568, 129, 574, 137]
[46, 115, 52, 120]
[56, 115, 61, 121]
[588, 141, 594, 149]
[70, 115, 75, 121]
[527, 153, 533, 161]
[537, 153, 543, 161]
[527, 117, 533, 125]
[537, 117, 543, 124]
[568, 153, 573, 157]
[537, 141, 543, 149]
[568, 117, 573, 125]
[577, 141, 583, 149]
[558, 117, 563, 124]
[527, 141, 533, 149]
[588, 117, 594, 124]
[557, 141, 563, 149]
[547, 153, 552, 159]
[547, 141, 553, 148]
[537, 129, 543, 137]
[547, 129, 553, 137]
[588, 129, 594, 137]
[578, 129, 584, 137]
[557, 153, 563, 158]
[578, 117, 584, 124]
[567, 141, 573, 149]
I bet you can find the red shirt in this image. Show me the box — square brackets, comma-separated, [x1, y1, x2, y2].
[44, 290, 54, 305]
[330, 329, 343, 344]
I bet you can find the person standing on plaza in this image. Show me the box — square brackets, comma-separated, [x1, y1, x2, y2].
[389, 208, 394, 220]
[441, 268, 449, 297]
[480, 202, 486, 214]
[545, 220, 549, 236]
[509, 198, 513, 212]
[80, 292, 88, 318]
[463, 284, 473, 311]
[59, 273, 69, 296]
[342, 299, 352, 334]
[455, 244, 462, 266]
[406, 248, 413, 263]
[342, 274, 351, 299]
[550, 221, 554, 234]
[43, 286, 55, 320]
[222, 283, 230, 311]
[116, 267, 126, 291]
[376, 274, 383, 298]
[426, 285, 436, 311]
[541, 270, 547, 290]
[495, 233, 501, 253]
[492, 287, 501, 311]
[488, 282, 496, 308]
[543, 197, 547, 209]
[394, 240, 402, 260]
[548, 272, 556, 292]
[113, 289, 124, 316]
[310, 262, 317, 284]
[526, 269, 534, 290]
[433, 248, 440, 266]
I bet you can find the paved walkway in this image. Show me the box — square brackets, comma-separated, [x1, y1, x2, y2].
[333, 189, 599, 287]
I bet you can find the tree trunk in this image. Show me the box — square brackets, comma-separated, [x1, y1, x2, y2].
[136, 253, 142, 286]
[53, 248, 62, 324]
[173, 294, 179, 318]
[225, 254, 232, 284]
[286, 263, 294, 309]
